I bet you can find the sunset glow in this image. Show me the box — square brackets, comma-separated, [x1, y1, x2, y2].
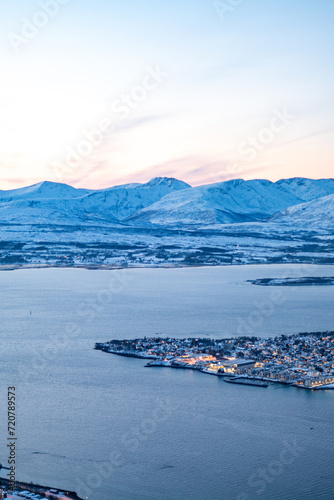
[1, 0, 334, 190]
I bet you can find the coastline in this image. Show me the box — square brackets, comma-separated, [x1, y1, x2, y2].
[100, 349, 334, 390]
[0, 261, 332, 272]
[0, 477, 83, 499]
[0, 264, 125, 272]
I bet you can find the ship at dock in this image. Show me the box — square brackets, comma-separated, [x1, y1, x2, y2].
[223, 377, 269, 387]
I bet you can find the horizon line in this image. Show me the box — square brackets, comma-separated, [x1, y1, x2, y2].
[1, 175, 334, 192]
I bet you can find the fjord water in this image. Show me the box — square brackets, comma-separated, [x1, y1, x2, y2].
[0, 265, 334, 500]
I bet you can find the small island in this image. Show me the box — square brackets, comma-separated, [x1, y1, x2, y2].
[95, 332, 334, 390]
[247, 276, 334, 286]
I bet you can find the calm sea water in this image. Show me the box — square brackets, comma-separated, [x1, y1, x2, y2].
[0, 265, 334, 500]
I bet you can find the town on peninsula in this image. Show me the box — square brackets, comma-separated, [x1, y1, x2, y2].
[95, 332, 334, 390]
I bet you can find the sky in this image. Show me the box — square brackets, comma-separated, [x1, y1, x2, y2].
[0, 0, 333, 190]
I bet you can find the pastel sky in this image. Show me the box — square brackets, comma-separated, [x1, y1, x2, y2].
[0, 0, 333, 190]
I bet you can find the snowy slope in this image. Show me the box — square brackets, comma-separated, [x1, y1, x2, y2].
[0, 198, 125, 225]
[127, 178, 334, 227]
[0, 182, 95, 224]
[0, 181, 92, 201]
[275, 178, 334, 202]
[269, 194, 334, 227]
[0, 177, 190, 224]
[77, 177, 191, 220]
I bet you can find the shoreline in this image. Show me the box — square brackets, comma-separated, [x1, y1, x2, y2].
[99, 349, 334, 390]
[0, 261, 332, 272]
[0, 263, 125, 272]
[0, 477, 83, 499]
[100, 349, 334, 390]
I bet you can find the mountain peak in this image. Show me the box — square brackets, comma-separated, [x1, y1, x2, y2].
[0, 180, 92, 201]
[147, 177, 191, 188]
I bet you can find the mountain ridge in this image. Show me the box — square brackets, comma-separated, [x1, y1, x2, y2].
[1, 176, 333, 267]
[126, 177, 334, 227]
[0, 176, 333, 227]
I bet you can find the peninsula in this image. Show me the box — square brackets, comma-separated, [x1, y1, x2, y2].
[95, 332, 334, 390]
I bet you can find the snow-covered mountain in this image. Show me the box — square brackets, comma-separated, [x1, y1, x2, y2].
[0, 198, 121, 225]
[0, 181, 95, 224]
[0, 176, 333, 227]
[1, 176, 333, 267]
[0, 181, 92, 201]
[76, 177, 191, 220]
[270, 193, 334, 227]
[127, 178, 334, 227]
[0, 177, 190, 224]
[275, 177, 334, 202]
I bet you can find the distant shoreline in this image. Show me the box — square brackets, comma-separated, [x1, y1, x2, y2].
[0, 262, 332, 272]
[0, 263, 193, 272]
[0, 263, 124, 272]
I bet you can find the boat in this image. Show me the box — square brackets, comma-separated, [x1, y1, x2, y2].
[223, 377, 269, 387]
[145, 360, 172, 367]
